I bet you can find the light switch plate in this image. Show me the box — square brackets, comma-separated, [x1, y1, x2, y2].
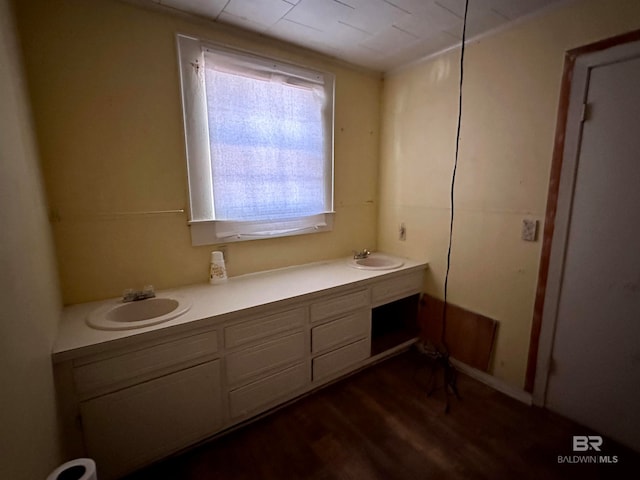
[522, 219, 538, 242]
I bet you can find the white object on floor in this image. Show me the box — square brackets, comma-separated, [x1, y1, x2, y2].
[46, 458, 97, 480]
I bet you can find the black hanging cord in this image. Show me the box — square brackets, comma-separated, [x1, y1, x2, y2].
[441, 0, 469, 353]
[413, 0, 469, 413]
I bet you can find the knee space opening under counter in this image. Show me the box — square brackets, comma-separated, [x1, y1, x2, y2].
[52, 255, 427, 479]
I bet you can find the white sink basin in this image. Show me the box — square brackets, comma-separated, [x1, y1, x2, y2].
[348, 253, 404, 270]
[86, 295, 191, 330]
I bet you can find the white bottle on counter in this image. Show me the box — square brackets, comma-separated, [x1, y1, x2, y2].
[209, 251, 228, 284]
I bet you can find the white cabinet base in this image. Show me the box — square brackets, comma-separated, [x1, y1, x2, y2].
[58, 261, 426, 479]
[80, 360, 222, 480]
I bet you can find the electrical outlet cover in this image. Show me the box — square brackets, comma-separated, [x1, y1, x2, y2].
[522, 219, 538, 242]
[399, 222, 406, 241]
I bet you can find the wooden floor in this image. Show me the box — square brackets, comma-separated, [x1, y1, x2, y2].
[124, 350, 639, 480]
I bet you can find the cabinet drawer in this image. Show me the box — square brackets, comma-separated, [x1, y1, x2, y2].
[74, 330, 219, 399]
[312, 310, 370, 354]
[229, 362, 307, 419]
[371, 271, 423, 306]
[226, 332, 305, 385]
[310, 289, 370, 323]
[81, 360, 222, 480]
[224, 307, 305, 349]
[312, 338, 370, 381]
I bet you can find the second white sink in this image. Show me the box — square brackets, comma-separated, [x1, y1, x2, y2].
[86, 295, 191, 330]
[348, 253, 404, 270]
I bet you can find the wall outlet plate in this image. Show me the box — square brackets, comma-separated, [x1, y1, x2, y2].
[522, 219, 538, 242]
[399, 222, 406, 241]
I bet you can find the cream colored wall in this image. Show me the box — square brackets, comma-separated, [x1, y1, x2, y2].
[14, 0, 381, 305]
[379, 0, 640, 388]
[0, 0, 63, 478]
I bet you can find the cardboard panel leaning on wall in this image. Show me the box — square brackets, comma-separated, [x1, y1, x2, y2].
[378, 0, 640, 388]
[13, 0, 382, 305]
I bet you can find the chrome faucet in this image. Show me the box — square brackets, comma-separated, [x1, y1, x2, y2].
[122, 285, 156, 302]
[352, 248, 371, 260]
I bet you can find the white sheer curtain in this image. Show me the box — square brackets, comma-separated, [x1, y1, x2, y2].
[177, 34, 334, 245]
[205, 55, 327, 223]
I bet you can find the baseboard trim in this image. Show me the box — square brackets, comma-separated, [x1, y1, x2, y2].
[450, 358, 533, 406]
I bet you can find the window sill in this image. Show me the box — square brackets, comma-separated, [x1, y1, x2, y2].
[188, 212, 335, 246]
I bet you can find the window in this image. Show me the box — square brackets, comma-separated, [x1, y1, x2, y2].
[177, 34, 335, 245]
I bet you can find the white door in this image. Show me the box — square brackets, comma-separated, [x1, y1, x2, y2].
[544, 43, 640, 452]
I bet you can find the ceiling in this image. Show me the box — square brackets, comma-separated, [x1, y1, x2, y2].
[144, 0, 567, 71]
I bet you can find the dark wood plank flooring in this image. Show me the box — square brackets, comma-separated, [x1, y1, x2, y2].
[124, 350, 640, 479]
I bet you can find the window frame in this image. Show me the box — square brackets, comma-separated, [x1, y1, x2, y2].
[176, 34, 335, 246]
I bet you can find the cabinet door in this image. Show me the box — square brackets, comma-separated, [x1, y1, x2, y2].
[226, 331, 305, 386]
[229, 362, 308, 419]
[310, 288, 370, 323]
[311, 310, 370, 354]
[74, 330, 218, 399]
[224, 307, 305, 349]
[371, 271, 423, 306]
[312, 338, 370, 381]
[80, 360, 222, 480]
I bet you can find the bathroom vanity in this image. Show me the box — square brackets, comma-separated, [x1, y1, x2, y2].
[53, 255, 427, 479]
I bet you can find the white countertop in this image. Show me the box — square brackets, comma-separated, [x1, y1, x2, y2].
[53, 255, 428, 362]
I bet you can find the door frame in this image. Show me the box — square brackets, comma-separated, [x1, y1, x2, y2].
[525, 29, 640, 403]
